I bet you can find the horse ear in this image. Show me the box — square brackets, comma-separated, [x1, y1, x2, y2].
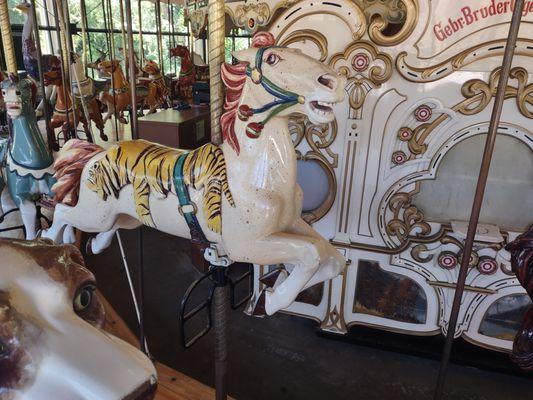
[231, 47, 257, 65]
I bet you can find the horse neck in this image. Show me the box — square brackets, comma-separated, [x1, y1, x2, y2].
[111, 68, 127, 88]
[180, 54, 194, 73]
[55, 80, 72, 109]
[10, 112, 53, 167]
[22, 13, 33, 40]
[72, 62, 87, 81]
[222, 85, 296, 190]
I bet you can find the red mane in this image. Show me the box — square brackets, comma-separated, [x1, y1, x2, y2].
[220, 32, 276, 154]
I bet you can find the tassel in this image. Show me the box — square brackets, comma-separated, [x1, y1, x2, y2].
[246, 122, 264, 139]
[238, 104, 254, 121]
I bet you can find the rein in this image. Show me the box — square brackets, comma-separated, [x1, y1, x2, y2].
[238, 46, 305, 139]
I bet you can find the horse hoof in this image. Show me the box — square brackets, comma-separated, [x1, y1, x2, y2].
[260, 267, 286, 289]
[251, 290, 267, 318]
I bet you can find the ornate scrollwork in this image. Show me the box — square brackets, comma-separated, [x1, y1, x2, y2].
[185, 7, 208, 38]
[229, 3, 271, 33]
[330, 41, 393, 118]
[395, 67, 533, 159]
[386, 191, 431, 244]
[289, 115, 338, 224]
[362, 0, 418, 46]
[278, 30, 328, 62]
[397, 39, 533, 83]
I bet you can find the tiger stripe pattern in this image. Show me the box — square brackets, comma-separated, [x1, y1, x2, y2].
[86, 140, 235, 233]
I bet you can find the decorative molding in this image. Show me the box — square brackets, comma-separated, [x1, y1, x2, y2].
[364, 0, 419, 46]
[385, 190, 432, 245]
[396, 39, 533, 83]
[289, 115, 338, 224]
[278, 29, 328, 62]
[330, 41, 393, 118]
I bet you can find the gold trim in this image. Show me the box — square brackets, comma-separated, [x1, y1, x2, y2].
[428, 281, 496, 295]
[397, 39, 533, 83]
[278, 29, 328, 62]
[346, 320, 441, 337]
[367, 0, 418, 46]
[207, 0, 225, 145]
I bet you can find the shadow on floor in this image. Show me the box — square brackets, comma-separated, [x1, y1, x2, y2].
[84, 227, 533, 400]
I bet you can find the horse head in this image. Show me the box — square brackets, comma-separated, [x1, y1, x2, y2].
[170, 45, 190, 59]
[506, 226, 533, 370]
[221, 32, 346, 153]
[98, 59, 121, 75]
[42, 55, 62, 87]
[1, 74, 35, 118]
[142, 60, 161, 76]
[0, 238, 157, 399]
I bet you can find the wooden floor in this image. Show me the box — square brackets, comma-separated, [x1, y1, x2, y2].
[99, 292, 232, 400]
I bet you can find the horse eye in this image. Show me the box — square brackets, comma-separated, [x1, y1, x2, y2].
[15, 90, 21, 95]
[265, 53, 281, 66]
[73, 284, 96, 314]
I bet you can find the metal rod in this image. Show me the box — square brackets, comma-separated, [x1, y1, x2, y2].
[105, 0, 120, 141]
[116, 231, 150, 354]
[124, 0, 138, 139]
[30, 0, 56, 152]
[137, 226, 147, 356]
[137, 0, 143, 67]
[51, 0, 72, 137]
[214, 284, 228, 400]
[118, 0, 128, 81]
[41, 0, 54, 54]
[155, 0, 164, 75]
[433, 2, 525, 398]
[80, 0, 90, 74]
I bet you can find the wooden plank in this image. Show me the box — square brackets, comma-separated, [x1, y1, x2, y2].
[98, 291, 234, 399]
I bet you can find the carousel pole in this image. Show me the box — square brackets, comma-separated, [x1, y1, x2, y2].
[80, 0, 90, 74]
[105, 0, 120, 141]
[0, 0, 17, 74]
[51, 0, 73, 137]
[118, 0, 128, 81]
[208, 0, 227, 397]
[41, 0, 54, 54]
[30, 0, 56, 152]
[155, 0, 163, 75]
[433, 1, 525, 398]
[137, 0, 143, 67]
[124, 0, 147, 356]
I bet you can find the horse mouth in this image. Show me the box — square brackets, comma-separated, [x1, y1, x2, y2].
[6, 103, 21, 110]
[309, 100, 334, 117]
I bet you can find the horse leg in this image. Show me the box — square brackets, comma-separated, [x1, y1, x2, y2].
[81, 115, 94, 143]
[233, 232, 324, 316]
[41, 203, 70, 243]
[0, 186, 16, 215]
[100, 93, 114, 124]
[90, 99, 108, 141]
[146, 85, 157, 114]
[19, 200, 37, 240]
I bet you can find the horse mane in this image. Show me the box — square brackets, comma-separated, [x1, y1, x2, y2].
[52, 139, 103, 206]
[220, 32, 276, 155]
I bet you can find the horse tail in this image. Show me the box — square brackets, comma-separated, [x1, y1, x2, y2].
[52, 139, 104, 206]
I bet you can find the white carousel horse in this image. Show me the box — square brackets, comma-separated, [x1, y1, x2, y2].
[42, 32, 347, 317]
[0, 238, 157, 399]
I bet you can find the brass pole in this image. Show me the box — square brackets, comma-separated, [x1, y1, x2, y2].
[124, 0, 138, 140]
[0, 0, 17, 74]
[433, 1, 525, 398]
[208, 0, 224, 146]
[80, 0, 89, 72]
[155, 0, 163, 75]
[118, 0, 128, 81]
[137, 0, 143, 67]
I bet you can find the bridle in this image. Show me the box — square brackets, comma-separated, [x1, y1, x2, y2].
[237, 46, 305, 139]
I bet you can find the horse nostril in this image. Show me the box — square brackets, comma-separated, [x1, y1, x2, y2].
[318, 74, 336, 90]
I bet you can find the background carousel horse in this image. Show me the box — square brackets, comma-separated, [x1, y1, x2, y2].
[0, 74, 55, 240]
[0, 238, 157, 399]
[170, 44, 196, 101]
[506, 227, 533, 370]
[42, 32, 347, 317]
[141, 59, 171, 114]
[118, 46, 144, 79]
[97, 59, 132, 124]
[70, 52, 108, 141]
[42, 55, 94, 143]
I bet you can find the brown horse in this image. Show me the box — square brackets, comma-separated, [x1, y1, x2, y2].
[98, 60, 131, 124]
[141, 60, 170, 114]
[43, 56, 107, 142]
[170, 45, 196, 101]
[506, 226, 533, 370]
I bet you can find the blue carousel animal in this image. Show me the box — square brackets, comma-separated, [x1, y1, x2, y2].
[0, 74, 56, 239]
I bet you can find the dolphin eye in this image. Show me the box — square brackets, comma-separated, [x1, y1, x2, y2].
[73, 283, 96, 314]
[265, 52, 281, 66]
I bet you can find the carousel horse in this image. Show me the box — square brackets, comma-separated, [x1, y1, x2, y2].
[70, 52, 108, 141]
[42, 55, 95, 142]
[141, 60, 171, 114]
[0, 74, 55, 240]
[98, 60, 132, 124]
[506, 226, 533, 370]
[0, 238, 157, 399]
[118, 46, 144, 79]
[42, 32, 347, 317]
[170, 44, 196, 101]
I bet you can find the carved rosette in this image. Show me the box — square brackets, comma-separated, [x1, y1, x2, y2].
[289, 115, 338, 224]
[330, 41, 393, 118]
